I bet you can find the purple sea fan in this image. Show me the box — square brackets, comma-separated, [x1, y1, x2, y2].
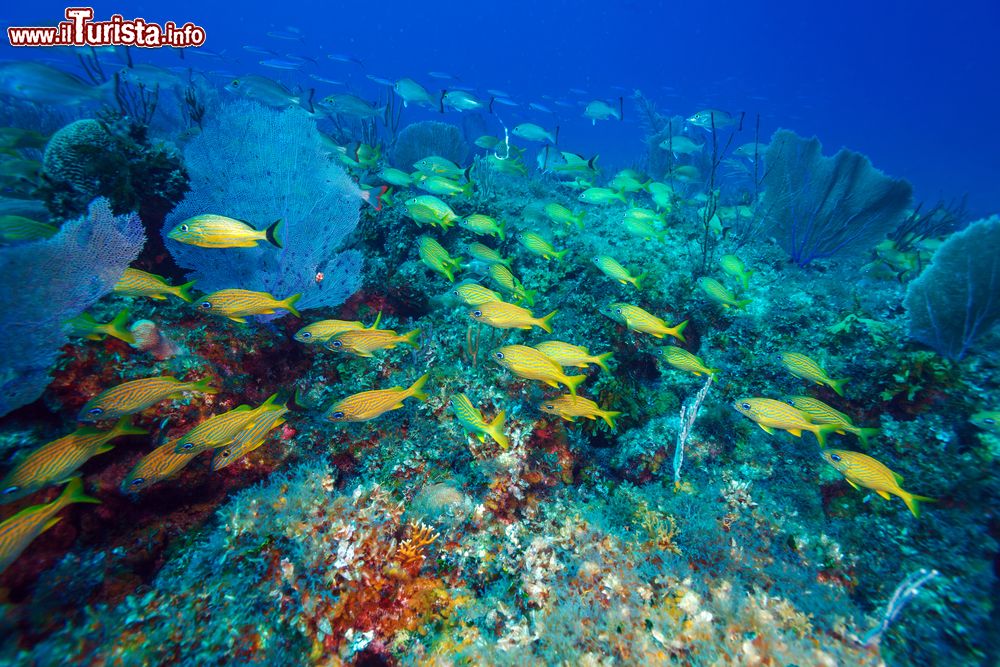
[0, 198, 145, 416]
[163, 101, 364, 311]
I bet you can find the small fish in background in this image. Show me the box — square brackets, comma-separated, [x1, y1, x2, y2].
[583, 99, 622, 124]
[318, 94, 382, 119]
[326, 328, 420, 357]
[405, 195, 462, 230]
[259, 59, 303, 71]
[452, 281, 505, 307]
[66, 308, 134, 345]
[0, 127, 49, 153]
[79, 376, 217, 422]
[450, 394, 508, 449]
[670, 165, 702, 184]
[781, 352, 848, 397]
[121, 438, 200, 494]
[492, 345, 585, 396]
[325, 374, 429, 422]
[474, 135, 501, 150]
[469, 302, 556, 333]
[602, 303, 688, 342]
[542, 202, 585, 230]
[970, 411, 1000, 431]
[0, 417, 147, 503]
[441, 90, 483, 112]
[327, 53, 364, 67]
[821, 449, 935, 518]
[657, 135, 703, 156]
[622, 207, 667, 241]
[609, 170, 651, 194]
[114, 268, 196, 303]
[659, 347, 719, 377]
[197, 289, 302, 323]
[428, 71, 457, 80]
[512, 123, 556, 144]
[378, 167, 414, 188]
[394, 78, 435, 108]
[294, 313, 383, 344]
[0, 215, 57, 244]
[733, 397, 838, 446]
[540, 394, 621, 428]
[467, 242, 511, 268]
[0, 478, 99, 574]
[592, 255, 646, 290]
[578, 187, 627, 205]
[698, 277, 751, 310]
[719, 254, 753, 289]
[686, 109, 738, 129]
[460, 214, 506, 240]
[647, 182, 675, 211]
[0, 62, 109, 106]
[488, 265, 535, 306]
[167, 215, 283, 248]
[733, 142, 767, 160]
[787, 396, 879, 447]
[418, 236, 463, 282]
[224, 75, 310, 111]
[533, 341, 613, 374]
[518, 231, 567, 261]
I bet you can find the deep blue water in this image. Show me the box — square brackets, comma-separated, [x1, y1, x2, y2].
[4, 0, 999, 213]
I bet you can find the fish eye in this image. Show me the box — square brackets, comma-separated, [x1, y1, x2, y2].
[179, 224, 189, 232]
[231, 80, 239, 87]
[181, 442, 194, 451]
[545, 404, 554, 409]
[130, 477, 145, 486]
[740, 402, 751, 411]
[301, 332, 312, 339]
[830, 453, 842, 462]
[495, 351, 505, 359]
[615, 308, 622, 314]
[473, 310, 482, 318]
[2, 486, 18, 495]
[331, 411, 344, 419]
[200, 301, 212, 309]
[220, 450, 230, 457]
[985, 418, 996, 425]
[88, 407, 104, 416]
[331, 340, 342, 347]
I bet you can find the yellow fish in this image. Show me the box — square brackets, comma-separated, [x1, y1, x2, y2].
[0, 417, 146, 503]
[293, 312, 383, 344]
[781, 352, 848, 397]
[602, 303, 688, 342]
[543, 202, 584, 229]
[488, 265, 535, 306]
[405, 195, 460, 230]
[326, 328, 420, 357]
[467, 242, 512, 268]
[971, 411, 1000, 432]
[418, 235, 463, 282]
[623, 208, 667, 241]
[66, 308, 134, 345]
[0, 478, 99, 574]
[79, 376, 217, 422]
[450, 394, 508, 449]
[413, 156, 468, 179]
[787, 396, 879, 447]
[469, 302, 556, 332]
[578, 187, 626, 205]
[197, 289, 301, 323]
[492, 345, 585, 396]
[698, 277, 750, 310]
[518, 231, 567, 261]
[720, 254, 753, 290]
[540, 394, 621, 428]
[452, 281, 504, 306]
[211, 401, 289, 470]
[174, 395, 284, 454]
[533, 341, 612, 374]
[167, 215, 283, 248]
[326, 374, 429, 422]
[121, 438, 200, 493]
[114, 268, 195, 303]
[417, 175, 473, 198]
[821, 449, 935, 518]
[733, 397, 838, 446]
[0, 215, 57, 244]
[460, 214, 506, 240]
[659, 346, 718, 377]
[647, 182, 674, 211]
[592, 255, 646, 290]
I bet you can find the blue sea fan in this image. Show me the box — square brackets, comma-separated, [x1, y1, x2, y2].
[164, 101, 363, 310]
[0, 198, 145, 417]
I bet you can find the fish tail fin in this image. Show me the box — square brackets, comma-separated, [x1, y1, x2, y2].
[706, 367, 721, 377]
[736, 298, 752, 310]
[108, 308, 135, 344]
[521, 289, 536, 307]
[361, 185, 389, 211]
[742, 270, 753, 290]
[281, 293, 303, 317]
[552, 249, 569, 262]
[827, 377, 849, 397]
[461, 181, 474, 197]
[564, 373, 586, 397]
[634, 272, 648, 291]
[594, 351, 614, 374]
[496, 219, 506, 241]
[58, 477, 100, 508]
[442, 265, 456, 282]
[408, 373, 430, 402]
[191, 377, 219, 395]
[670, 319, 689, 343]
[402, 328, 421, 348]
[112, 415, 149, 437]
[601, 410, 622, 429]
[813, 424, 839, 447]
[902, 492, 937, 519]
[857, 427, 880, 448]
[538, 310, 558, 333]
[265, 219, 283, 248]
[176, 280, 197, 303]
[574, 213, 585, 229]
[488, 410, 509, 449]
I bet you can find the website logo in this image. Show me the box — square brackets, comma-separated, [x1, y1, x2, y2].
[7, 7, 206, 48]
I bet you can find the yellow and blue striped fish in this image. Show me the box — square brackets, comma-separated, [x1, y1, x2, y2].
[540, 394, 621, 428]
[543, 202, 584, 229]
[114, 268, 195, 302]
[733, 397, 838, 446]
[720, 254, 753, 289]
[326, 328, 420, 357]
[0, 417, 146, 503]
[405, 195, 460, 230]
[167, 214, 283, 248]
[821, 449, 935, 517]
[460, 214, 505, 240]
[518, 231, 567, 261]
[0, 215, 56, 244]
[211, 402, 289, 470]
[450, 394, 508, 448]
[788, 396, 879, 447]
[488, 265, 535, 306]
[659, 346, 718, 377]
[452, 282, 504, 306]
[197, 289, 302, 323]
[781, 352, 848, 397]
[467, 242, 511, 267]
[293, 312, 383, 344]
[121, 438, 200, 494]
[0, 478, 99, 574]
[492, 345, 586, 396]
[592, 255, 646, 290]
[602, 303, 688, 342]
[469, 302, 556, 332]
[698, 277, 751, 310]
[418, 236, 462, 282]
[79, 376, 217, 422]
[533, 341, 612, 374]
[173, 395, 283, 454]
[326, 374, 429, 422]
